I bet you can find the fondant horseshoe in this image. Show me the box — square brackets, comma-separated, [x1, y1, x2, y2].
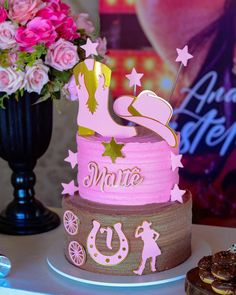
[87, 220, 129, 266]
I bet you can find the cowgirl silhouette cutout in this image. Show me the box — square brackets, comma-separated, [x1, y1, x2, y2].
[133, 221, 161, 275]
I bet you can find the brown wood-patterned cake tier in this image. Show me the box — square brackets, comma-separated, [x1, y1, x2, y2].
[185, 268, 216, 295]
[62, 191, 192, 276]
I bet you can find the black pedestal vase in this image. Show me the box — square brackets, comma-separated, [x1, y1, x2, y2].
[0, 92, 60, 235]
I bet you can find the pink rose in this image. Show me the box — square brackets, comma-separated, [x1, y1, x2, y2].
[8, 0, 45, 25]
[75, 13, 95, 35]
[0, 66, 25, 95]
[96, 37, 107, 57]
[57, 17, 79, 41]
[25, 60, 49, 94]
[0, 8, 7, 23]
[37, 0, 70, 28]
[0, 21, 18, 50]
[15, 17, 57, 52]
[45, 38, 79, 71]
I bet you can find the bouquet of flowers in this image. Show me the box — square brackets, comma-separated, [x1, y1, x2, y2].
[0, 0, 107, 107]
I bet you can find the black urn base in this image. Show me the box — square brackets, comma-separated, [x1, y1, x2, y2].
[0, 199, 60, 235]
[0, 93, 60, 235]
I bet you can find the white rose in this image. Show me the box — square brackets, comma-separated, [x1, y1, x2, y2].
[25, 60, 49, 94]
[0, 21, 18, 50]
[0, 66, 25, 95]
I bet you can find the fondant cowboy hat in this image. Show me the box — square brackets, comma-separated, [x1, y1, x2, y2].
[113, 90, 178, 147]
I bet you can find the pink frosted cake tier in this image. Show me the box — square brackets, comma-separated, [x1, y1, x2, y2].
[77, 128, 180, 206]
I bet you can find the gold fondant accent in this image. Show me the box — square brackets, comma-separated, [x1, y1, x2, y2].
[102, 137, 125, 163]
[78, 126, 95, 136]
[73, 60, 111, 114]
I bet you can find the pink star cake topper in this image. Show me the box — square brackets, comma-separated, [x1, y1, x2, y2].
[64, 150, 78, 169]
[170, 184, 186, 203]
[81, 38, 98, 58]
[126, 68, 144, 88]
[175, 45, 193, 67]
[61, 180, 78, 196]
[171, 152, 183, 171]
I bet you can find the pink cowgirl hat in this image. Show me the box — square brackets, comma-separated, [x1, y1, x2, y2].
[113, 90, 178, 147]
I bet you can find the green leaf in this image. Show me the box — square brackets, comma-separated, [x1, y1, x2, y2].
[32, 44, 47, 58]
[4, 0, 9, 10]
[0, 50, 11, 68]
[0, 93, 9, 109]
[19, 88, 24, 97]
[33, 92, 51, 105]
[51, 69, 72, 83]
[15, 43, 47, 69]
[33, 79, 63, 105]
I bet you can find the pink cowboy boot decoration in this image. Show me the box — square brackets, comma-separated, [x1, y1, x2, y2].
[73, 59, 137, 138]
[133, 221, 161, 275]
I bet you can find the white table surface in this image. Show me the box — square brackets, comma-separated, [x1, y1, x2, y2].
[0, 208, 235, 295]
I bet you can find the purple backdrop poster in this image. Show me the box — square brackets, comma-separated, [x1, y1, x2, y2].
[100, 0, 236, 226]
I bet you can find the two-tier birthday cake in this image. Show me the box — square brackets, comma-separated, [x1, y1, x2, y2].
[61, 39, 193, 276]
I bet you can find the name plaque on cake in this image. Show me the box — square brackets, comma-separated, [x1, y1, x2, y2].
[83, 161, 144, 192]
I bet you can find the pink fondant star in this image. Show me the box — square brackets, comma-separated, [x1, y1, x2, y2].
[61, 180, 78, 196]
[81, 38, 98, 58]
[126, 68, 144, 88]
[170, 184, 186, 203]
[175, 45, 193, 67]
[171, 152, 183, 171]
[64, 150, 78, 169]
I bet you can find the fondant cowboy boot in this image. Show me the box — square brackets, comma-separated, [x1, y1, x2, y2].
[73, 59, 137, 138]
[113, 90, 178, 147]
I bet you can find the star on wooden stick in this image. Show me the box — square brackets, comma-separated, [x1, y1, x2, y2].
[102, 137, 125, 163]
[126, 68, 144, 88]
[81, 38, 98, 58]
[175, 45, 193, 67]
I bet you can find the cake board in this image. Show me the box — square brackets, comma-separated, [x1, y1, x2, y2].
[47, 233, 211, 288]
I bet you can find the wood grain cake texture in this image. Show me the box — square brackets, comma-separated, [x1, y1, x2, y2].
[62, 191, 192, 276]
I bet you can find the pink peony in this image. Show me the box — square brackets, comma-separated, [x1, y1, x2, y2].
[0, 66, 25, 95]
[75, 13, 95, 35]
[25, 60, 49, 94]
[37, 6, 66, 28]
[8, 0, 45, 25]
[37, 0, 70, 28]
[0, 8, 7, 23]
[45, 38, 79, 71]
[0, 21, 18, 50]
[43, 0, 70, 14]
[15, 17, 57, 52]
[57, 17, 79, 41]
